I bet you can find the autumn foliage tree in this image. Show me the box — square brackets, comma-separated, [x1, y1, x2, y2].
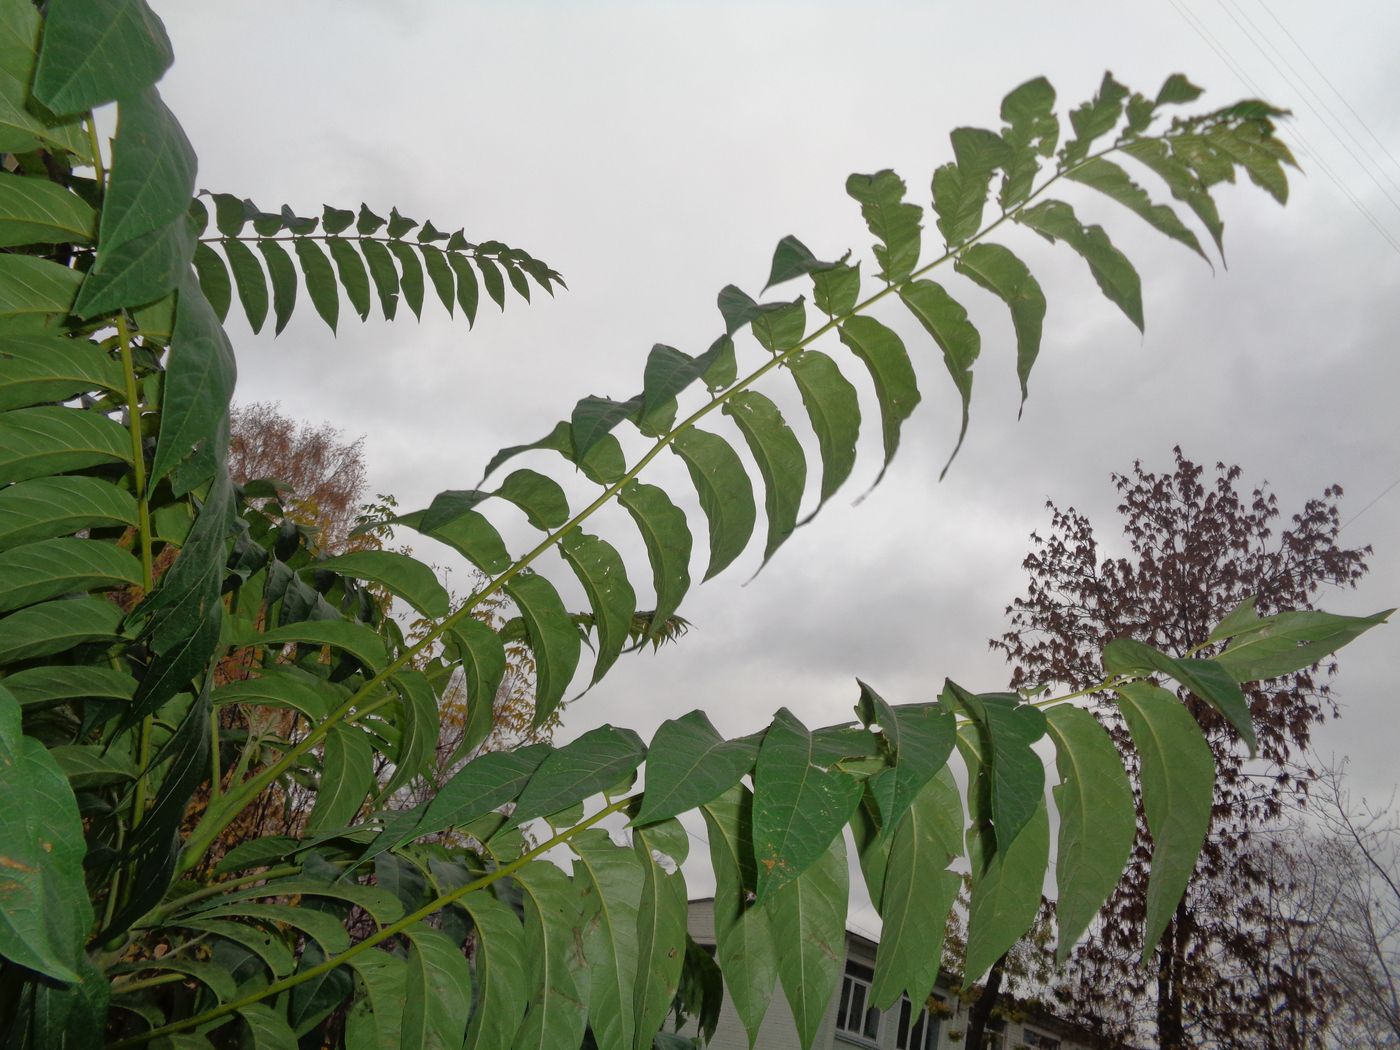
[991, 448, 1371, 1048]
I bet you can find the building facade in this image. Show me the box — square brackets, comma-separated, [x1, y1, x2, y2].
[686, 898, 1094, 1050]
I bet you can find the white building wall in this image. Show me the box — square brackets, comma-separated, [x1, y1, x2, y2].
[685, 900, 1092, 1050]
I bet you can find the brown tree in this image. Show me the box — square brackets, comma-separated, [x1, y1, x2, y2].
[990, 448, 1370, 1048]
[229, 401, 368, 554]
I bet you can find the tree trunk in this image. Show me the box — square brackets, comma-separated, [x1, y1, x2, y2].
[1156, 906, 1188, 1048]
[966, 953, 1007, 1050]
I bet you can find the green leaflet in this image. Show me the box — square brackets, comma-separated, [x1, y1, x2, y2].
[701, 786, 777, 1048]
[0, 175, 95, 246]
[1067, 156, 1207, 261]
[932, 126, 1013, 247]
[1044, 704, 1135, 962]
[4, 665, 135, 708]
[768, 830, 848, 1050]
[953, 243, 1046, 408]
[460, 892, 529, 1050]
[312, 549, 451, 619]
[0, 537, 143, 613]
[559, 528, 637, 686]
[446, 252, 480, 324]
[475, 252, 506, 310]
[212, 665, 342, 722]
[0, 1, 93, 159]
[1103, 637, 1257, 755]
[361, 237, 400, 320]
[572, 828, 644, 1050]
[328, 237, 372, 320]
[1116, 681, 1215, 959]
[570, 395, 640, 464]
[944, 685, 1046, 856]
[294, 238, 339, 332]
[258, 238, 298, 334]
[998, 76, 1058, 209]
[483, 418, 625, 487]
[1016, 199, 1143, 331]
[100, 88, 196, 252]
[193, 242, 231, 320]
[73, 212, 196, 319]
[845, 170, 922, 282]
[1060, 72, 1130, 168]
[868, 770, 962, 1010]
[722, 390, 805, 563]
[788, 350, 859, 512]
[503, 571, 581, 725]
[0, 596, 123, 664]
[1121, 138, 1225, 256]
[0, 406, 131, 486]
[0, 335, 124, 411]
[421, 244, 455, 314]
[1210, 606, 1392, 682]
[402, 922, 473, 1050]
[632, 821, 689, 1050]
[180, 917, 295, 979]
[899, 279, 980, 474]
[241, 619, 387, 673]
[618, 480, 691, 636]
[837, 316, 920, 489]
[379, 670, 439, 800]
[0, 685, 91, 984]
[752, 708, 863, 902]
[397, 505, 511, 575]
[512, 861, 589, 1050]
[670, 427, 756, 580]
[763, 234, 844, 289]
[497, 468, 570, 530]
[716, 285, 803, 348]
[112, 958, 237, 1003]
[305, 724, 374, 833]
[50, 743, 134, 789]
[33, 0, 173, 115]
[201, 874, 403, 927]
[150, 270, 236, 486]
[415, 743, 549, 842]
[634, 711, 760, 826]
[238, 1003, 299, 1049]
[345, 949, 407, 1050]
[510, 725, 646, 826]
[444, 615, 508, 759]
[193, 902, 349, 956]
[853, 684, 955, 836]
[642, 341, 723, 421]
[963, 799, 1049, 982]
[387, 240, 425, 318]
[811, 261, 861, 318]
[0, 255, 81, 329]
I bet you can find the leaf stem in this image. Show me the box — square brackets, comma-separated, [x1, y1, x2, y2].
[135, 864, 304, 931]
[119, 796, 632, 1047]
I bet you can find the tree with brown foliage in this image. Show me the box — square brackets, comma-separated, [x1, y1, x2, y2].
[229, 401, 368, 554]
[990, 448, 1371, 1049]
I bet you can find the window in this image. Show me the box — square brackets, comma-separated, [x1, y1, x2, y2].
[1022, 1031, 1060, 1050]
[985, 1017, 1007, 1050]
[895, 993, 945, 1050]
[836, 961, 881, 1042]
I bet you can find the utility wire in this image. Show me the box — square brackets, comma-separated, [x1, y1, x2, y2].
[1255, 0, 1400, 183]
[1166, 0, 1400, 256]
[1216, 0, 1400, 218]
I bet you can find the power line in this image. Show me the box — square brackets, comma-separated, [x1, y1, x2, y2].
[1215, 0, 1400, 218]
[1255, 0, 1400, 183]
[1165, 0, 1400, 256]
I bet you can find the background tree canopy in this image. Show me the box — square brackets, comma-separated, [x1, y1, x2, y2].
[0, 3, 1392, 1050]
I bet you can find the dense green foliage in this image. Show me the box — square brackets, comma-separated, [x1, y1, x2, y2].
[0, 2, 1389, 1049]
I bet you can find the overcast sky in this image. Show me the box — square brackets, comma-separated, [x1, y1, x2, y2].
[156, 2, 1399, 932]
